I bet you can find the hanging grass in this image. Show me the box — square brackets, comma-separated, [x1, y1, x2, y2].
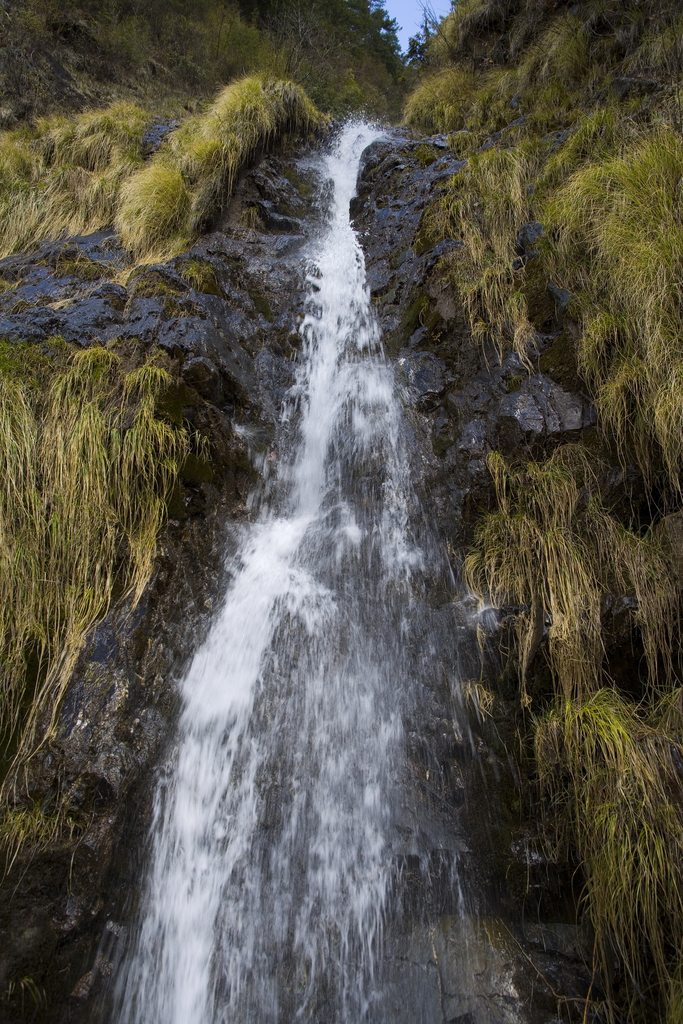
[466, 446, 683, 1017]
[536, 689, 683, 1022]
[464, 446, 679, 704]
[426, 141, 543, 364]
[0, 345, 193, 777]
[541, 128, 683, 493]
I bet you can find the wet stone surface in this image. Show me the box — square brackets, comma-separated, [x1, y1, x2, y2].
[351, 128, 597, 554]
[0, 153, 323, 1023]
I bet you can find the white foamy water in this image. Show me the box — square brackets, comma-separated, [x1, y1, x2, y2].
[114, 122, 425, 1024]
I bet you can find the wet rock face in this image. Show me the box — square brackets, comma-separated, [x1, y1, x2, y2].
[0, 136, 598, 1023]
[351, 129, 596, 553]
[0, 154, 321, 1023]
[352, 131, 599, 1020]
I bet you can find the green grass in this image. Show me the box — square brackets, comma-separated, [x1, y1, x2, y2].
[0, 345, 192, 782]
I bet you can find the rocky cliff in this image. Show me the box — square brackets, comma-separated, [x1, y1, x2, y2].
[0, 128, 602, 1023]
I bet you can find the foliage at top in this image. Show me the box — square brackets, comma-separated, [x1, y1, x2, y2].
[1, 0, 406, 120]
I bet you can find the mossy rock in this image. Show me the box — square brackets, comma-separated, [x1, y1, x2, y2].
[54, 252, 111, 282]
[414, 144, 438, 167]
[180, 258, 222, 297]
[129, 270, 185, 300]
[179, 452, 213, 484]
[414, 217, 443, 256]
[166, 480, 189, 520]
[249, 290, 274, 321]
[281, 164, 314, 199]
[156, 379, 196, 426]
[505, 374, 524, 392]
[401, 293, 446, 347]
[432, 433, 455, 458]
[520, 257, 555, 332]
[0, 336, 70, 385]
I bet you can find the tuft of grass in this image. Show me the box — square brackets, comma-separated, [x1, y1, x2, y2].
[464, 679, 495, 719]
[0, 80, 324, 262]
[53, 249, 114, 281]
[117, 76, 325, 258]
[465, 446, 679, 704]
[516, 15, 602, 95]
[180, 257, 221, 296]
[116, 163, 192, 259]
[0, 801, 80, 872]
[536, 689, 683, 1021]
[427, 141, 543, 363]
[0, 345, 192, 778]
[541, 128, 683, 492]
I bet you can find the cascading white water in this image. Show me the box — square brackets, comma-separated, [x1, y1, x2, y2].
[114, 122, 429, 1024]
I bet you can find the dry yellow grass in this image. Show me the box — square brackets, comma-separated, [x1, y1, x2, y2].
[465, 446, 678, 704]
[0, 347, 192, 778]
[542, 128, 683, 493]
[0, 78, 324, 261]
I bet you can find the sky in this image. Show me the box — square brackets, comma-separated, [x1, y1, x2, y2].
[384, 0, 453, 53]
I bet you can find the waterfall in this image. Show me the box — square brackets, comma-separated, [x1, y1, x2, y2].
[113, 122, 440, 1024]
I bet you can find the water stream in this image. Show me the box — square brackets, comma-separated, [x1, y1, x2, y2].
[113, 122, 461, 1024]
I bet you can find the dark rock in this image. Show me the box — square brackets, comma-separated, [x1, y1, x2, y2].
[141, 119, 180, 157]
[397, 351, 446, 409]
[515, 222, 543, 255]
[180, 355, 223, 403]
[58, 296, 125, 344]
[547, 281, 573, 315]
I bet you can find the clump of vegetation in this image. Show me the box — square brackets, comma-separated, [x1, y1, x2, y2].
[465, 445, 683, 1018]
[0, 801, 81, 872]
[181, 258, 222, 295]
[0, 344, 193, 779]
[465, 446, 678, 704]
[536, 690, 683, 1023]
[427, 141, 542, 362]
[403, 66, 480, 136]
[542, 128, 683, 494]
[118, 76, 324, 258]
[0, 77, 325, 262]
